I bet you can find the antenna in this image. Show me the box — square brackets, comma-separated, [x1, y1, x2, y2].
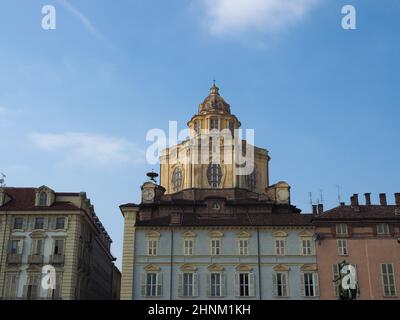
[319, 189, 324, 205]
[309, 192, 313, 209]
[0, 172, 6, 187]
[336, 185, 341, 204]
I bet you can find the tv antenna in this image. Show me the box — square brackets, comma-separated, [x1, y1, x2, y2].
[0, 173, 6, 187]
[336, 185, 341, 204]
[319, 189, 324, 205]
[309, 192, 313, 208]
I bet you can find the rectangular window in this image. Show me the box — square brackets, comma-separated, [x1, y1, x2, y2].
[210, 273, 222, 297]
[211, 239, 221, 255]
[303, 273, 319, 297]
[377, 223, 390, 235]
[184, 239, 194, 256]
[194, 120, 201, 134]
[5, 273, 19, 299]
[13, 217, 23, 230]
[336, 223, 348, 236]
[10, 240, 22, 254]
[25, 274, 40, 300]
[55, 217, 65, 230]
[53, 239, 64, 255]
[332, 264, 340, 297]
[275, 239, 285, 255]
[34, 217, 44, 230]
[301, 239, 312, 255]
[275, 273, 288, 297]
[183, 273, 194, 297]
[238, 239, 249, 256]
[239, 273, 250, 297]
[148, 240, 158, 256]
[210, 117, 218, 130]
[337, 239, 348, 255]
[228, 121, 234, 135]
[381, 263, 396, 297]
[145, 273, 159, 297]
[32, 239, 43, 255]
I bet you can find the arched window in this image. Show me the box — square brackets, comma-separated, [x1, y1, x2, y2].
[39, 192, 48, 206]
[207, 164, 222, 188]
[171, 167, 183, 192]
[246, 170, 256, 191]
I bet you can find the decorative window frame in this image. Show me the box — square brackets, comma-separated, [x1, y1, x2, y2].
[209, 230, 223, 256]
[299, 230, 314, 256]
[273, 231, 287, 256]
[377, 223, 390, 235]
[381, 263, 397, 297]
[335, 223, 348, 237]
[273, 264, 290, 298]
[142, 265, 163, 298]
[337, 239, 348, 256]
[147, 232, 160, 256]
[171, 166, 184, 193]
[34, 186, 55, 207]
[234, 265, 255, 298]
[179, 265, 199, 298]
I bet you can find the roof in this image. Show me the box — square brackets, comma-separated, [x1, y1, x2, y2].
[313, 204, 400, 221]
[0, 187, 80, 211]
[136, 212, 313, 227]
[198, 84, 231, 115]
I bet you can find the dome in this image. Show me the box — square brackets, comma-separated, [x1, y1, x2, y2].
[198, 83, 231, 115]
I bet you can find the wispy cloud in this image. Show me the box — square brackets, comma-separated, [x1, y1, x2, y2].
[57, 0, 116, 50]
[196, 0, 320, 36]
[29, 132, 145, 167]
[0, 106, 6, 114]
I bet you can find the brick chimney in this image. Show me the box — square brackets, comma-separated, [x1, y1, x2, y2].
[364, 193, 371, 205]
[312, 205, 318, 215]
[395, 193, 400, 206]
[379, 193, 387, 206]
[317, 204, 324, 214]
[350, 194, 359, 206]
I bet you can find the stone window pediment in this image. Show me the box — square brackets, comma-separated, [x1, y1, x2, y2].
[272, 230, 288, 238]
[207, 264, 224, 272]
[183, 231, 196, 238]
[300, 264, 318, 272]
[273, 264, 290, 272]
[235, 264, 253, 272]
[180, 264, 197, 272]
[208, 230, 223, 238]
[147, 231, 161, 238]
[144, 264, 161, 272]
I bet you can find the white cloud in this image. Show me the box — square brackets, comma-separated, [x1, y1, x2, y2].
[29, 132, 145, 167]
[0, 106, 6, 113]
[57, 0, 115, 50]
[196, 0, 320, 36]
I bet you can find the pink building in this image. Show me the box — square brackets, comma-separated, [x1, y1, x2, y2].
[313, 193, 400, 300]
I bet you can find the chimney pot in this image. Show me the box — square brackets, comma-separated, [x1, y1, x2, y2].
[317, 204, 324, 214]
[379, 193, 387, 206]
[340, 202, 345, 206]
[364, 193, 371, 205]
[351, 194, 359, 206]
[312, 205, 318, 215]
[395, 193, 400, 206]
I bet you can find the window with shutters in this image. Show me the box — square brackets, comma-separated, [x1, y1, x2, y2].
[273, 272, 288, 297]
[148, 239, 158, 256]
[34, 217, 45, 230]
[377, 223, 390, 235]
[337, 239, 348, 256]
[301, 239, 312, 255]
[332, 264, 340, 298]
[302, 273, 319, 297]
[53, 239, 64, 255]
[32, 239, 44, 255]
[209, 273, 223, 297]
[143, 273, 162, 297]
[10, 239, 23, 254]
[25, 273, 41, 300]
[4, 273, 19, 299]
[381, 263, 396, 297]
[13, 217, 24, 230]
[235, 272, 255, 297]
[183, 239, 194, 256]
[180, 273, 198, 297]
[210, 239, 221, 255]
[275, 239, 286, 255]
[55, 217, 65, 230]
[238, 239, 249, 256]
[335, 224, 348, 236]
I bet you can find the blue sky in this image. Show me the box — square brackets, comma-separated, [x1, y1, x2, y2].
[0, 0, 399, 266]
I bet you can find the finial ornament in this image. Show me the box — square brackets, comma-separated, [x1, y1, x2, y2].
[146, 170, 159, 183]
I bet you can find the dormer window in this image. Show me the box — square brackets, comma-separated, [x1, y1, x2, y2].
[39, 192, 48, 206]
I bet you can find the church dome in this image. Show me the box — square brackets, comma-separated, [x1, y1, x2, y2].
[198, 83, 231, 115]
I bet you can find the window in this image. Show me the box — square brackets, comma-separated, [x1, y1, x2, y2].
[39, 192, 47, 206]
[210, 273, 223, 297]
[273, 273, 288, 297]
[207, 164, 222, 188]
[337, 239, 348, 255]
[332, 264, 340, 298]
[53, 239, 64, 255]
[245, 171, 256, 191]
[228, 121, 234, 135]
[235, 272, 255, 297]
[10, 239, 23, 254]
[180, 273, 198, 297]
[377, 223, 390, 235]
[34, 217, 44, 230]
[143, 273, 162, 297]
[301, 239, 312, 255]
[336, 224, 348, 236]
[238, 239, 249, 256]
[381, 263, 396, 297]
[194, 120, 201, 134]
[171, 167, 183, 192]
[55, 217, 65, 230]
[210, 117, 218, 130]
[32, 239, 43, 255]
[275, 239, 286, 255]
[13, 217, 23, 230]
[302, 273, 319, 297]
[51, 274, 63, 300]
[25, 274, 41, 300]
[211, 239, 221, 255]
[184, 239, 194, 256]
[4, 273, 19, 299]
[148, 240, 158, 256]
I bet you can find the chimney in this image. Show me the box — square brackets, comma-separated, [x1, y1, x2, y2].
[379, 193, 387, 206]
[317, 204, 324, 214]
[350, 194, 359, 207]
[364, 193, 371, 205]
[395, 193, 400, 206]
[340, 202, 345, 206]
[312, 205, 318, 215]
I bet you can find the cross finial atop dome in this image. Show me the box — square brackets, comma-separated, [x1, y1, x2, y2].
[210, 80, 219, 95]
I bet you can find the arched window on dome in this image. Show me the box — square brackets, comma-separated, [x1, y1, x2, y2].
[172, 167, 183, 192]
[207, 164, 222, 188]
[210, 117, 219, 130]
[246, 170, 257, 192]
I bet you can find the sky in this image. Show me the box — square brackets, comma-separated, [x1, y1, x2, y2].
[0, 0, 399, 267]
